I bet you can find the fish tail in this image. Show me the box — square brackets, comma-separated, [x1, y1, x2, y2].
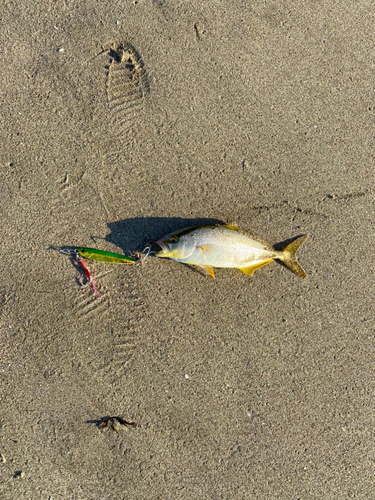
[279, 235, 308, 278]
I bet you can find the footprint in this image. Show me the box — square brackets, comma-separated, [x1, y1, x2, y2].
[98, 281, 151, 384]
[72, 285, 111, 319]
[86, 41, 150, 155]
[106, 42, 150, 146]
[59, 171, 85, 198]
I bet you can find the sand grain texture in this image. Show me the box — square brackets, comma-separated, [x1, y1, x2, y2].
[1, 1, 374, 498]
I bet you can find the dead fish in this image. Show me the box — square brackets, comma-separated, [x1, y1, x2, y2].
[155, 224, 308, 278]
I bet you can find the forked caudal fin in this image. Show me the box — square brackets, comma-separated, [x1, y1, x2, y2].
[279, 235, 308, 278]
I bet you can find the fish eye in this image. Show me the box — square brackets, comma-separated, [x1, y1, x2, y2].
[168, 236, 179, 243]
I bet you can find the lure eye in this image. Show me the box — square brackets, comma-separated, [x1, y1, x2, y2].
[168, 236, 179, 244]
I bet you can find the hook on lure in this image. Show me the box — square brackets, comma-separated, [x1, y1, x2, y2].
[75, 254, 100, 298]
[59, 248, 100, 298]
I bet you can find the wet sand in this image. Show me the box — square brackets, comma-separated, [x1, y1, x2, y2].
[1, 1, 374, 498]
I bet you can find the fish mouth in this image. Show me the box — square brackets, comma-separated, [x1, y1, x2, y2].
[155, 239, 169, 257]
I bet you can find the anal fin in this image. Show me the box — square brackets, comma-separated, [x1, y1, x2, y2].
[198, 265, 215, 278]
[239, 259, 273, 276]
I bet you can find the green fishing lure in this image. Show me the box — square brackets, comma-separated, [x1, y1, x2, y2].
[76, 247, 136, 264]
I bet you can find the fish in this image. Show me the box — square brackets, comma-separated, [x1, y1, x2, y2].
[155, 224, 308, 278]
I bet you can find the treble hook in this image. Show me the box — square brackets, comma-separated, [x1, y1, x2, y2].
[76, 255, 100, 297]
[59, 247, 99, 297]
[79, 275, 92, 287]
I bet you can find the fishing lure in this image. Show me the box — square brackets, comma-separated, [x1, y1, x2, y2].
[59, 246, 138, 299]
[76, 247, 136, 264]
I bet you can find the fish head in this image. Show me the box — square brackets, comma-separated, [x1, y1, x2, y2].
[155, 227, 197, 261]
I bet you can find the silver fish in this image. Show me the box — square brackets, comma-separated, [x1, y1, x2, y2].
[155, 224, 308, 278]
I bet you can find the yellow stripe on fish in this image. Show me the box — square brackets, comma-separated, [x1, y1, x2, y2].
[155, 224, 308, 278]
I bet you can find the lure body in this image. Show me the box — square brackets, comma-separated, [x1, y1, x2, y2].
[155, 224, 308, 278]
[76, 248, 135, 264]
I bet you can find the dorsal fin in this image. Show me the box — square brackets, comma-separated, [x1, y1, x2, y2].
[223, 223, 239, 231]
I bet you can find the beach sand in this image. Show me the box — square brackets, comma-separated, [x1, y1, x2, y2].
[1, 1, 374, 498]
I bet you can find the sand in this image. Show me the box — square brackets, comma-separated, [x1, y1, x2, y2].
[1, 1, 374, 498]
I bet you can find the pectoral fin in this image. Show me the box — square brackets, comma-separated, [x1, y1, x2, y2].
[239, 259, 274, 276]
[198, 265, 215, 278]
[196, 244, 217, 255]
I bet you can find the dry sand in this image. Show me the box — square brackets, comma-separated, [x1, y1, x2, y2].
[1, 1, 374, 498]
